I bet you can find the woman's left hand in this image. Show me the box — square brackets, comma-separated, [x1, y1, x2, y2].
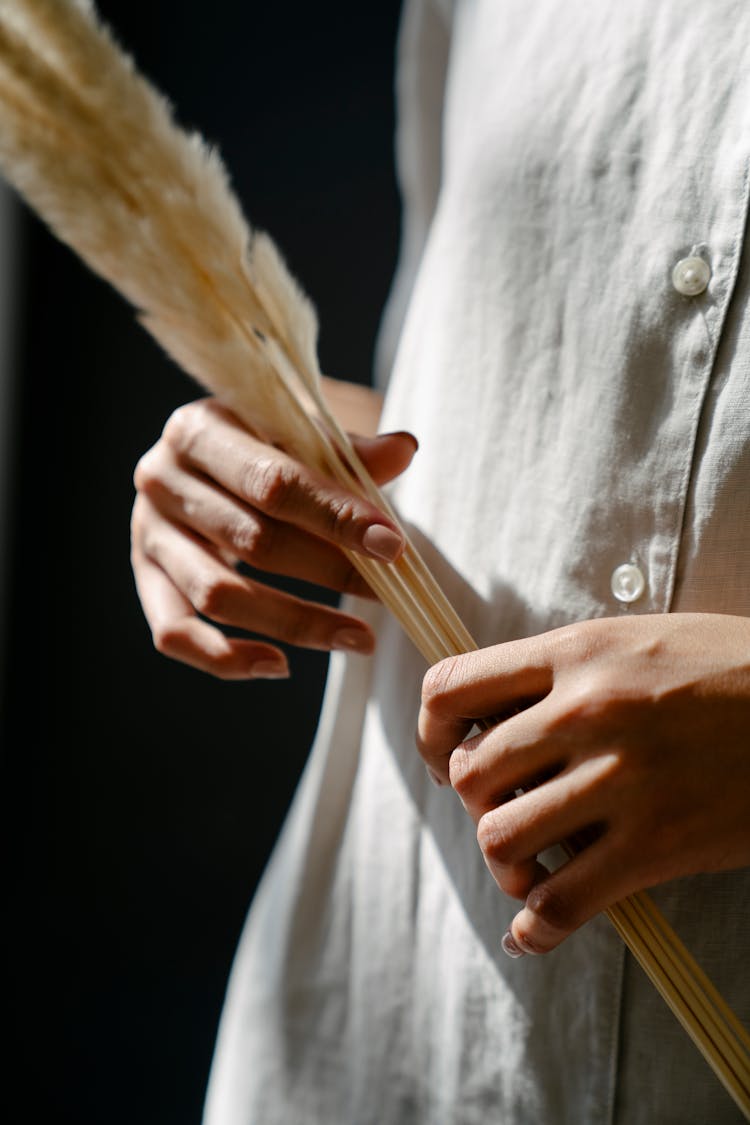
[416, 613, 750, 955]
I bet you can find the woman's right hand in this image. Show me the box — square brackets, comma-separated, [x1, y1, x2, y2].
[130, 397, 418, 680]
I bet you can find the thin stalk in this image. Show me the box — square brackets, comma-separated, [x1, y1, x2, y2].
[312, 398, 750, 1115]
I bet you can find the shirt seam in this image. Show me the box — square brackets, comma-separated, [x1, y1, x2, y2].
[664, 152, 750, 614]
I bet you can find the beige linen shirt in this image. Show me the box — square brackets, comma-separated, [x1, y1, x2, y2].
[204, 2, 750, 1121]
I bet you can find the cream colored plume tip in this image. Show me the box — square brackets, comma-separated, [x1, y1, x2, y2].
[0, 0, 326, 461]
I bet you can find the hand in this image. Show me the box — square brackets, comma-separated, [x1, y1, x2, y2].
[417, 613, 750, 954]
[131, 396, 417, 679]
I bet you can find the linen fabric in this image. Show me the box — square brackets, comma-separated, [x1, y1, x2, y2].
[204, 2, 750, 1122]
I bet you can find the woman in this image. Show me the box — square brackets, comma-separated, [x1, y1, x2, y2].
[131, 1, 750, 1120]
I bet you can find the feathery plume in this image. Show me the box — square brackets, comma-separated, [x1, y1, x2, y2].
[0, 0, 323, 461]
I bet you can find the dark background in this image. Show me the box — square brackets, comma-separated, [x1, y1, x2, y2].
[2, 2, 403, 1121]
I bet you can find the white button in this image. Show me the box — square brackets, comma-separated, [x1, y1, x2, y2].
[672, 255, 710, 297]
[611, 563, 645, 604]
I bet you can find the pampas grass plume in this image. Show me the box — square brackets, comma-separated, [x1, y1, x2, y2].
[0, 0, 323, 463]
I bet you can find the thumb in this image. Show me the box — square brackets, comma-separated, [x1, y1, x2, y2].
[352, 431, 419, 486]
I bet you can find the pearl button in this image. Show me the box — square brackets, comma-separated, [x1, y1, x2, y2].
[611, 563, 645, 604]
[672, 255, 710, 297]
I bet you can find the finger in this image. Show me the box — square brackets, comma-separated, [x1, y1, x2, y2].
[488, 856, 550, 903]
[132, 549, 290, 680]
[138, 497, 376, 653]
[477, 761, 615, 932]
[504, 838, 626, 955]
[352, 431, 419, 485]
[449, 695, 568, 817]
[417, 646, 554, 779]
[476, 756, 611, 882]
[137, 459, 373, 597]
[162, 402, 406, 561]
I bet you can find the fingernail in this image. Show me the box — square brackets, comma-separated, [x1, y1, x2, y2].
[426, 766, 445, 787]
[361, 524, 403, 562]
[251, 658, 290, 679]
[386, 430, 419, 451]
[332, 628, 374, 654]
[501, 930, 525, 959]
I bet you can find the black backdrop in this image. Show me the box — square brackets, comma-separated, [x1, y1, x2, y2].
[3, 2, 403, 1120]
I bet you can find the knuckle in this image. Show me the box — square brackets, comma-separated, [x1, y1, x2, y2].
[557, 618, 596, 655]
[547, 619, 602, 673]
[130, 498, 161, 563]
[421, 656, 464, 711]
[162, 401, 201, 454]
[189, 572, 239, 621]
[233, 515, 274, 567]
[476, 811, 519, 865]
[151, 621, 185, 660]
[580, 666, 619, 707]
[525, 881, 574, 933]
[132, 447, 161, 494]
[323, 495, 359, 540]
[553, 670, 623, 735]
[249, 457, 296, 515]
[448, 746, 480, 799]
